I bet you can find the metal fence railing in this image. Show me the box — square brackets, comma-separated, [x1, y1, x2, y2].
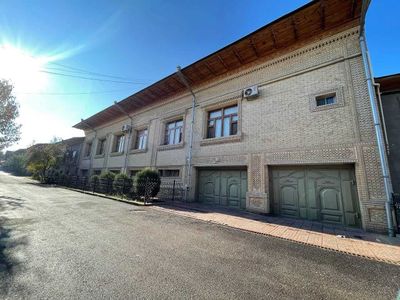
[43, 175, 185, 203]
[393, 193, 400, 233]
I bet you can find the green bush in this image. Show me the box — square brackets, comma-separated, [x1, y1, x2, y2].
[45, 168, 60, 184]
[31, 172, 40, 181]
[3, 153, 29, 176]
[99, 171, 116, 181]
[134, 168, 161, 198]
[60, 173, 68, 184]
[90, 174, 100, 184]
[113, 173, 133, 194]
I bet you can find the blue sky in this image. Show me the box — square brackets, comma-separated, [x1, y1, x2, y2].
[0, 0, 399, 150]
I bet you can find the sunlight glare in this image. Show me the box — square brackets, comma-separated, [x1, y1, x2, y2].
[0, 45, 49, 93]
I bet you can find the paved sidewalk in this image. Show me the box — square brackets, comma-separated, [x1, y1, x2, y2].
[153, 202, 400, 265]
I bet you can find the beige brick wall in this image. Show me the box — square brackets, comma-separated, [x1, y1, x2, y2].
[79, 26, 389, 232]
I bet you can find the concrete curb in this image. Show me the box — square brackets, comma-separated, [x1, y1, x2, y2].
[61, 186, 153, 206]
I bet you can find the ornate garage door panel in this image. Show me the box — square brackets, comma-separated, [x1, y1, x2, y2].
[198, 170, 220, 205]
[198, 169, 247, 209]
[272, 166, 360, 227]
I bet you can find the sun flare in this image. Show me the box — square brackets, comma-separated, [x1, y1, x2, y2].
[0, 45, 49, 93]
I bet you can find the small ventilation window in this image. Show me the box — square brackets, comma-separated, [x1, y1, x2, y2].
[316, 93, 336, 107]
[158, 169, 180, 177]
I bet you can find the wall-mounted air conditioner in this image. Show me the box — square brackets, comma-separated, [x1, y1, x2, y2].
[121, 124, 131, 133]
[243, 85, 259, 100]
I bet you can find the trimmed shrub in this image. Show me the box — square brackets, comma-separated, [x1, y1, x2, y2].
[60, 173, 68, 184]
[134, 168, 161, 198]
[99, 171, 116, 181]
[99, 171, 116, 193]
[113, 173, 133, 195]
[46, 168, 60, 184]
[90, 174, 100, 184]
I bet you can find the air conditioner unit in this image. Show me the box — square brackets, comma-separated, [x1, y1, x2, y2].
[243, 85, 259, 99]
[121, 124, 131, 133]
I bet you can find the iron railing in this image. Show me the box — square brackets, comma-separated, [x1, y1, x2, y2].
[393, 193, 400, 233]
[43, 175, 185, 203]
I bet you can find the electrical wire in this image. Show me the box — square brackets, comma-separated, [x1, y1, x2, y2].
[46, 62, 145, 81]
[39, 70, 149, 84]
[19, 89, 133, 95]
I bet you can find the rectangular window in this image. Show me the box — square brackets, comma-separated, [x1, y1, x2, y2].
[113, 134, 125, 153]
[93, 170, 101, 175]
[96, 138, 106, 155]
[316, 93, 337, 107]
[164, 120, 183, 145]
[85, 142, 92, 157]
[159, 169, 180, 177]
[207, 105, 238, 139]
[134, 129, 148, 150]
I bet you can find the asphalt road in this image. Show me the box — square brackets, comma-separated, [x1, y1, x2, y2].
[0, 172, 399, 299]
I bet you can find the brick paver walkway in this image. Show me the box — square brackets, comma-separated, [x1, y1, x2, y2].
[153, 202, 400, 265]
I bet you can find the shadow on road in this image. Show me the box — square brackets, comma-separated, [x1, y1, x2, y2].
[0, 196, 29, 296]
[26, 182, 58, 188]
[0, 195, 26, 210]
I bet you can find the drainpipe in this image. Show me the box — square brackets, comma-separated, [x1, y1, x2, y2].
[374, 83, 390, 154]
[359, 2, 395, 236]
[114, 101, 133, 174]
[80, 119, 97, 176]
[177, 66, 196, 202]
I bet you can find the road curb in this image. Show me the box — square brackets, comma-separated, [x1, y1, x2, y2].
[61, 186, 152, 207]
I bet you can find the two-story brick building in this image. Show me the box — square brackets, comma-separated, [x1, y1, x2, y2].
[74, 0, 395, 234]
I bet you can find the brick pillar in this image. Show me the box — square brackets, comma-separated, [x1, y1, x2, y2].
[246, 153, 269, 213]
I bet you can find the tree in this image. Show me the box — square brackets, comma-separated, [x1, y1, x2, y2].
[2, 153, 28, 176]
[0, 80, 21, 150]
[26, 143, 63, 182]
[50, 136, 62, 144]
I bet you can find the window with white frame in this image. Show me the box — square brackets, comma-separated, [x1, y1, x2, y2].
[207, 105, 238, 138]
[113, 134, 125, 153]
[164, 119, 183, 145]
[134, 129, 148, 150]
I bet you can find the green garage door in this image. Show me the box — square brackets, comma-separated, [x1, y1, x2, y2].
[272, 166, 361, 227]
[198, 169, 247, 209]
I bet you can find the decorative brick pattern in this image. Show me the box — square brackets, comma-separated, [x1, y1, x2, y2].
[250, 154, 262, 192]
[265, 147, 356, 163]
[193, 155, 247, 166]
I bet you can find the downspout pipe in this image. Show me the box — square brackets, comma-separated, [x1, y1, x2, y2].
[373, 83, 390, 153]
[80, 119, 97, 176]
[177, 66, 196, 202]
[114, 101, 133, 174]
[359, 2, 395, 236]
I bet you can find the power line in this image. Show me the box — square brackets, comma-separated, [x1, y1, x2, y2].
[39, 70, 149, 84]
[19, 89, 134, 95]
[46, 62, 144, 81]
